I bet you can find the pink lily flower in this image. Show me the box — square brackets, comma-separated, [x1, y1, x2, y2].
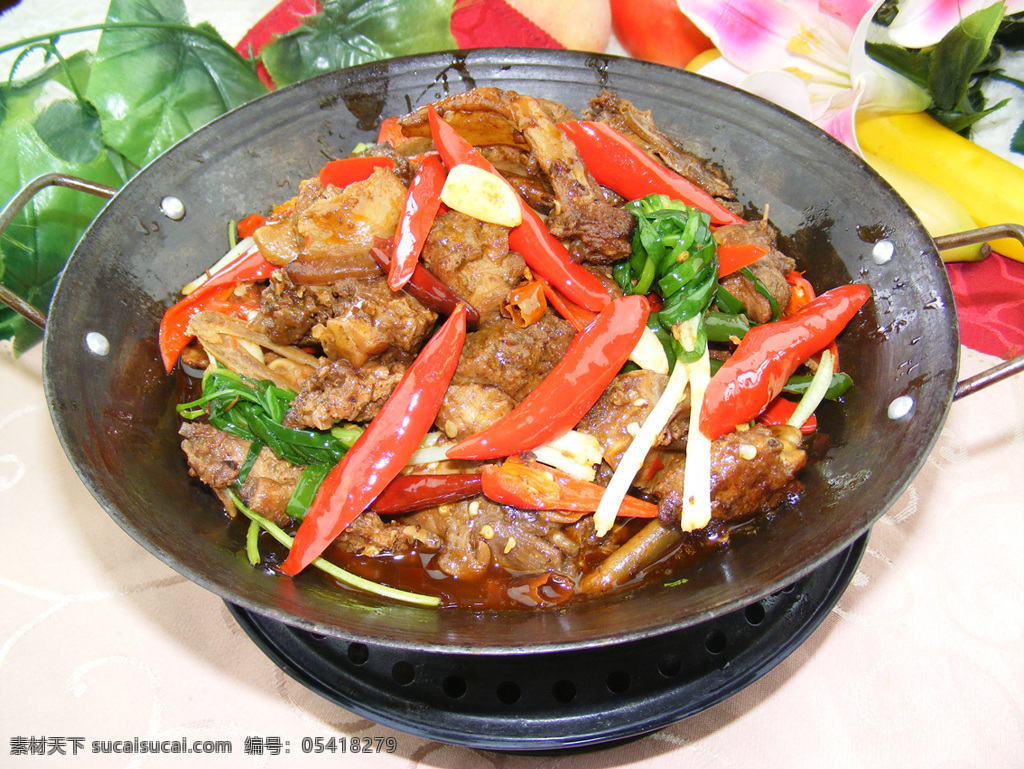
[888, 0, 1024, 47]
[678, 0, 939, 151]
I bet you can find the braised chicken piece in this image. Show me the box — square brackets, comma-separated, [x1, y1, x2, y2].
[254, 272, 437, 364]
[647, 425, 806, 525]
[253, 168, 406, 279]
[179, 422, 303, 526]
[284, 357, 407, 430]
[576, 371, 690, 467]
[584, 90, 736, 201]
[420, 209, 526, 322]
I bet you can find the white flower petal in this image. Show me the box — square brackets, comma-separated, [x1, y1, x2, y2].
[738, 70, 817, 119]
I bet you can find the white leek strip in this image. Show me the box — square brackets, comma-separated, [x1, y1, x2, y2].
[407, 431, 448, 467]
[181, 237, 257, 295]
[533, 430, 603, 481]
[228, 490, 441, 607]
[628, 326, 669, 374]
[678, 345, 712, 532]
[593, 357, 691, 537]
[787, 349, 833, 431]
[672, 316, 713, 532]
[408, 429, 602, 480]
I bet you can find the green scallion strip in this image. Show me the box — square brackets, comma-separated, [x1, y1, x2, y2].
[788, 350, 834, 429]
[714, 284, 746, 315]
[705, 311, 751, 343]
[739, 266, 781, 321]
[246, 519, 261, 566]
[633, 251, 658, 295]
[237, 442, 263, 485]
[286, 463, 332, 520]
[782, 371, 853, 400]
[227, 490, 441, 607]
[179, 367, 361, 467]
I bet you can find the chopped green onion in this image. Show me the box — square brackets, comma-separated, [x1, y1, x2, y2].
[714, 284, 746, 315]
[739, 266, 782, 321]
[228, 490, 440, 607]
[178, 367, 362, 467]
[237, 442, 263, 485]
[286, 463, 332, 520]
[782, 371, 853, 400]
[705, 311, 751, 342]
[246, 519, 261, 566]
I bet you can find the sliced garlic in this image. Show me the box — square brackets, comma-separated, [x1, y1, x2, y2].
[440, 164, 522, 227]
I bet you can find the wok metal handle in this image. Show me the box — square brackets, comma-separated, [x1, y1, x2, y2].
[0, 173, 117, 329]
[934, 225, 1024, 400]
[934, 223, 1024, 255]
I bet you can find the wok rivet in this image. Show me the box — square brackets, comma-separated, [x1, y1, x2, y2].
[872, 239, 895, 264]
[85, 332, 109, 357]
[887, 395, 914, 420]
[160, 196, 186, 220]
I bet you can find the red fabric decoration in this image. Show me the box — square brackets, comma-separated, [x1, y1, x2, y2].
[234, 0, 321, 87]
[450, 0, 563, 48]
[947, 253, 1024, 360]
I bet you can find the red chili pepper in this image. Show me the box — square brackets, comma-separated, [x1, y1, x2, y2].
[481, 457, 658, 519]
[280, 304, 468, 576]
[201, 245, 277, 293]
[370, 242, 480, 328]
[756, 397, 818, 435]
[318, 156, 395, 188]
[506, 211, 612, 313]
[158, 282, 258, 373]
[377, 116, 408, 146]
[718, 243, 769, 277]
[783, 270, 840, 371]
[558, 120, 745, 226]
[236, 213, 266, 240]
[446, 294, 650, 460]
[699, 283, 871, 440]
[540, 277, 597, 332]
[426, 106, 612, 313]
[370, 473, 483, 515]
[502, 278, 548, 327]
[390, 155, 446, 291]
[784, 270, 816, 315]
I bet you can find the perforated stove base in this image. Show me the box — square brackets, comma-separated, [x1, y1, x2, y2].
[229, 533, 866, 751]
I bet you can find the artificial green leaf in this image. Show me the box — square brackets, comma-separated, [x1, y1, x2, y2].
[0, 52, 125, 353]
[85, 0, 267, 167]
[1012, 119, 1024, 155]
[864, 42, 930, 90]
[261, 0, 457, 88]
[928, 3, 1005, 111]
[34, 99, 104, 165]
[932, 97, 1009, 133]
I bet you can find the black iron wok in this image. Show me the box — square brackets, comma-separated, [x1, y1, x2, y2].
[4, 49, 1007, 653]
